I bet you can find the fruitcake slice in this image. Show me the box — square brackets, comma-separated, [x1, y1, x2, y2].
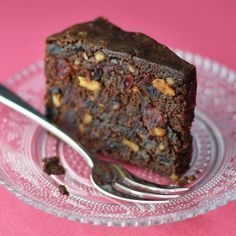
[45, 17, 197, 177]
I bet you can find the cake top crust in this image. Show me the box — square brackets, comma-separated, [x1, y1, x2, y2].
[46, 17, 195, 75]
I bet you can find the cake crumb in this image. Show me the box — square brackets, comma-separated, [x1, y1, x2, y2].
[42, 156, 66, 175]
[176, 174, 197, 186]
[58, 185, 69, 196]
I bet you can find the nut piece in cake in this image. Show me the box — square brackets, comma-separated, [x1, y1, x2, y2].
[152, 78, 175, 96]
[78, 76, 101, 91]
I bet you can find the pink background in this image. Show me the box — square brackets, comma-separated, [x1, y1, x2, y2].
[0, 0, 236, 235]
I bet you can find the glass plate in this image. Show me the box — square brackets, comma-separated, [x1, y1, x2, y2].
[0, 50, 236, 227]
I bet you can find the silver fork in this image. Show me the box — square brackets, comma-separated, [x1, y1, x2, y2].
[0, 84, 188, 203]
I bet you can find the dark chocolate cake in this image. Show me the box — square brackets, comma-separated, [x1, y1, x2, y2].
[44, 17, 197, 177]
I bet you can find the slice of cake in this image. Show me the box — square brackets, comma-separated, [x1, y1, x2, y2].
[44, 17, 197, 177]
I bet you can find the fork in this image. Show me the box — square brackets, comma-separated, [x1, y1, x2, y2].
[0, 84, 189, 203]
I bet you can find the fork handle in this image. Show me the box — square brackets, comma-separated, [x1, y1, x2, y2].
[0, 84, 94, 167]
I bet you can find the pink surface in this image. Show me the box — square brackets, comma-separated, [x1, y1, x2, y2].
[0, 0, 236, 235]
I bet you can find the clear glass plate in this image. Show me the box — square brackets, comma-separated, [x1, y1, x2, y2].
[0, 50, 236, 226]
